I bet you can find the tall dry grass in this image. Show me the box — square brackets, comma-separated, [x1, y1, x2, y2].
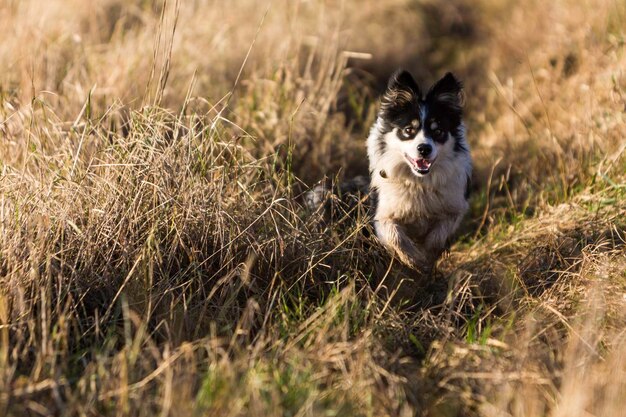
[0, 0, 625, 416]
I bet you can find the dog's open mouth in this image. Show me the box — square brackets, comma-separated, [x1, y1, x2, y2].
[405, 154, 435, 175]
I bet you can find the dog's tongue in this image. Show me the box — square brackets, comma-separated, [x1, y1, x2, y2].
[416, 159, 431, 170]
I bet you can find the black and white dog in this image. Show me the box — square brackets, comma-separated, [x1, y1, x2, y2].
[367, 69, 471, 271]
[308, 69, 471, 272]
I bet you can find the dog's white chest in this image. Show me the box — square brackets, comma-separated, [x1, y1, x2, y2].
[374, 159, 469, 226]
[376, 180, 451, 218]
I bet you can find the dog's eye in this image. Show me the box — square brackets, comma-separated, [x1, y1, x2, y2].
[433, 128, 443, 138]
[403, 126, 415, 136]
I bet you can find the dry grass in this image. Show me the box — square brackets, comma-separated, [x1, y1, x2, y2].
[1, 0, 625, 416]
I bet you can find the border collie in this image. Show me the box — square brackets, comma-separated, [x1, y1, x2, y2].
[307, 69, 472, 272]
[367, 69, 471, 271]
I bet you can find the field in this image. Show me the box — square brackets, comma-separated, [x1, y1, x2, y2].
[1, 0, 625, 416]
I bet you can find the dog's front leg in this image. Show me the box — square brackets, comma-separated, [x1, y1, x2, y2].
[374, 219, 429, 269]
[424, 215, 463, 260]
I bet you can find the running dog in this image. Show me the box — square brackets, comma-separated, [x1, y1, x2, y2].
[306, 69, 472, 272]
[368, 69, 471, 271]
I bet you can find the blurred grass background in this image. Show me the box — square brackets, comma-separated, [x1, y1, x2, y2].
[0, 0, 625, 416]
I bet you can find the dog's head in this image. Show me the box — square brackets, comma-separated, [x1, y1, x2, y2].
[377, 69, 465, 178]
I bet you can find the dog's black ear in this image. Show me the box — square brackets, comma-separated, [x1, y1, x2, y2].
[386, 69, 421, 95]
[380, 69, 421, 114]
[426, 72, 464, 109]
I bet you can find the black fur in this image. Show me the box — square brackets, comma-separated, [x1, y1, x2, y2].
[424, 72, 464, 149]
[464, 174, 472, 200]
[378, 70, 465, 151]
[379, 69, 422, 134]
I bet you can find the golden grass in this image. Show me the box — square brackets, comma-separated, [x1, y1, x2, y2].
[0, 0, 625, 416]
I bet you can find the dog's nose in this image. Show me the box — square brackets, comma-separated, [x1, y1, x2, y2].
[417, 144, 432, 157]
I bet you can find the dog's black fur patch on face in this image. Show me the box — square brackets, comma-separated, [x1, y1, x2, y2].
[379, 70, 466, 153]
[396, 118, 420, 141]
[425, 72, 464, 150]
[379, 69, 422, 134]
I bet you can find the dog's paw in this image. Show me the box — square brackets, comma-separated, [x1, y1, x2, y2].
[410, 260, 435, 277]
